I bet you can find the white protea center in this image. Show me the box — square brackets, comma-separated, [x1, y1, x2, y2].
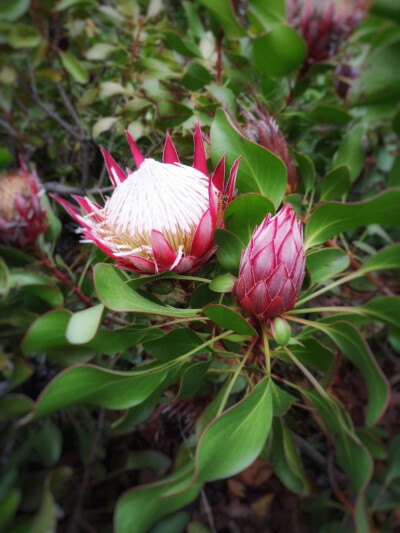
[101, 158, 210, 257]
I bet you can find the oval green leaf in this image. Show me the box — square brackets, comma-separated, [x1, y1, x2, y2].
[253, 25, 307, 77]
[224, 193, 275, 245]
[203, 304, 257, 336]
[211, 109, 287, 208]
[196, 378, 272, 481]
[305, 189, 400, 249]
[94, 263, 199, 317]
[66, 303, 104, 345]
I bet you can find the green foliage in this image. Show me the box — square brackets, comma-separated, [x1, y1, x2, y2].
[1, 1, 400, 532]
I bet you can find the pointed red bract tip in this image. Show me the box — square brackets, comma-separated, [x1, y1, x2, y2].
[193, 122, 207, 176]
[225, 156, 241, 202]
[211, 154, 226, 194]
[124, 130, 145, 169]
[100, 146, 126, 188]
[163, 133, 180, 164]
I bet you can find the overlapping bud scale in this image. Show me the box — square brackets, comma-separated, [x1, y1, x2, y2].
[234, 204, 305, 320]
[55, 125, 240, 274]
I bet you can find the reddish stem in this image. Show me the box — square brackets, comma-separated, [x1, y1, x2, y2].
[39, 253, 93, 307]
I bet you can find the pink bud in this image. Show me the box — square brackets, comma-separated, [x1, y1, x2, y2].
[234, 204, 305, 320]
[286, 0, 367, 67]
[0, 163, 47, 248]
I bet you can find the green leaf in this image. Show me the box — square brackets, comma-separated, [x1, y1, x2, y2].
[195, 0, 245, 39]
[31, 364, 168, 418]
[162, 31, 201, 58]
[209, 274, 235, 293]
[182, 62, 211, 91]
[306, 247, 350, 285]
[151, 512, 190, 533]
[224, 193, 275, 245]
[115, 465, 202, 533]
[214, 228, 244, 275]
[23, 308, 161, 357]
[66, 304, 104, 345]
[286, 338, 334, 372]
[350, 39, 400, 106]
[177, 361, 211, 399]
[59, 51, 89, 84]
[125, 451, 171, 477]
[203, 304, 257, 336]
[253, 26, 307, 77]
[321, 322, 389, 427]
[271, 381, 297, 415]
[333, 125, 364, 183]
[0, 256, 10, 296]
[302, 390, 373, 493]
[144, 329, 204, 362]
[248, 0, 285, 30]
[320, 166, 351, 201]
[0, 394, 34, 421]
[31, 486, 57, 533]
[22, 310, 73, 353]
[211, 109, 287, 208]
[41, 194, 62, 248]
[196, 378, 272, 481]
[0, 0, 30, 21]
[7, 24, 41, 48]
[0, 489, 21, 529]
[10, 269, 63, 308]
[305, 189, 400, 249]
[94, 264, 199, 317]
[92, 116, 119, 138]
[357, 244, 400, 276]
[86, 43, 118, 60]
[360, 296, 400, 329]
[272, 418, 310, 495]
[388, 435, 400, 481]
[388, 154, 400, 187]
[295, 152, 315, 196]
[35, 419, 63, 467]
[336, 433, 373, 493]
[55, 0, 95, 10]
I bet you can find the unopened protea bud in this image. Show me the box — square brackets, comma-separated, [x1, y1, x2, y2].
[0, 160, 47, 248]
[240, 105, 297, 191]
[234, 204, 305, 320]
[55, 124, 240, 274]
[286, 0, 367, 68]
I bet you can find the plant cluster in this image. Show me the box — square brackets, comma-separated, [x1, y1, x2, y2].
[0, 1, 400, 532]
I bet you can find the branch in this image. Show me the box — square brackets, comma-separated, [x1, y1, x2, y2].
[28, 63, 80, 139]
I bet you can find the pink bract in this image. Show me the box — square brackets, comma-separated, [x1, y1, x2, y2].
[54, 124, 240, 274]
[234, 204, 305, 320]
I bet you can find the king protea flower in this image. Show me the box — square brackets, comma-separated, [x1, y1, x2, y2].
[286, 0, 366, 67]
[234, 204, 305, 320]
[54, 125, 240, 274]
[0, 160, 47, 248]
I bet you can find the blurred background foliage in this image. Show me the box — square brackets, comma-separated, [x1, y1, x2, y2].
[0, 0, 400, 532]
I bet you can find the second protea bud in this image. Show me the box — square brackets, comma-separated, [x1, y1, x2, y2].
[233, 204, 305, 320]
[0, 160, 47, 248]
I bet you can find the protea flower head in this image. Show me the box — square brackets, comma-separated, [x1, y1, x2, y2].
[54, 124, 240, 274]
[234, 204, 305, 320]
[0, 159, 47, 248]
[238, 104, 297, 191]
[286, 0, 367, 67]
